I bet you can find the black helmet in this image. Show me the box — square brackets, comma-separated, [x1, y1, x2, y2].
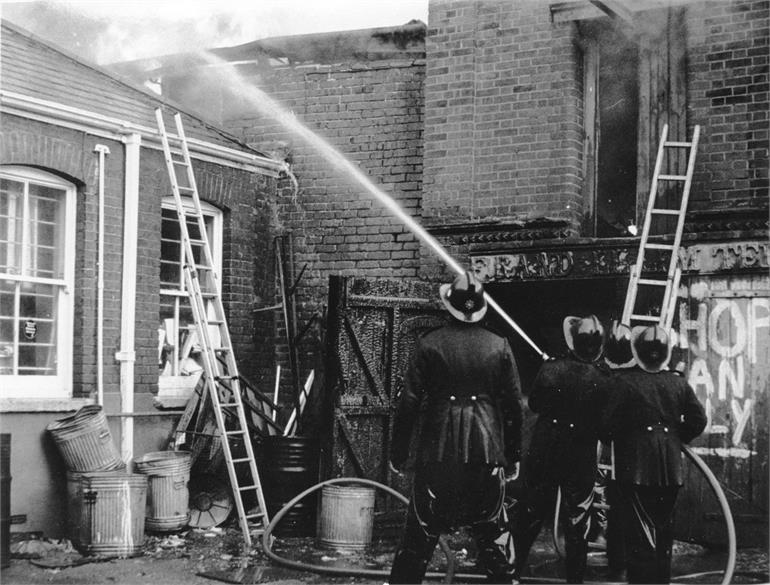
[605, 321, 634, 368]
[563, 315, 604, 363]
[631, 325, 672, 373]
[439, 271, 487, 323]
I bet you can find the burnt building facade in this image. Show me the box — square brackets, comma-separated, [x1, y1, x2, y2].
[139, 0, 768, 546]
[3, 0, 767, 547]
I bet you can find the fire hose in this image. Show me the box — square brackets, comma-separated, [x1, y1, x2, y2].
[262, 469, 735, 584]
[551, 446, 736, 585]
[262, 476, 567, 583]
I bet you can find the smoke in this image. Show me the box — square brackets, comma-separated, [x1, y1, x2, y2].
[1, 0, 429, 65]
[0, 1, 262, 64]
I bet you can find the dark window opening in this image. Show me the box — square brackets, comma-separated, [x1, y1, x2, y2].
[596, 27, 639, 237]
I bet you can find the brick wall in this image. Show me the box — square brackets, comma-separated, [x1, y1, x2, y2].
[219, 56, 426, 395]
[423, 0, 583, 228]
[0, 114, 276, 399]
[687, 0, 769, 209]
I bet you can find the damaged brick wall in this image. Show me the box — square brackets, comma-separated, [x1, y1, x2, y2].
[221, 56, 427, 398]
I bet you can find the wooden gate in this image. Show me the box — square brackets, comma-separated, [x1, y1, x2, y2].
[320, 276, 446, 501]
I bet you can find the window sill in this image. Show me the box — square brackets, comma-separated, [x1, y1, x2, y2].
[0, 397, 94, 413]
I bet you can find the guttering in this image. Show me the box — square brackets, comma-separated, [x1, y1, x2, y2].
[0, 90, 288, 177]
[115, 133, 141, 465]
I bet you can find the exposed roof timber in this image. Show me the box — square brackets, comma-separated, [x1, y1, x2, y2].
[112, 21, 426, 78]
[550, 0, 699, 22]
[588, 0, 634, 24]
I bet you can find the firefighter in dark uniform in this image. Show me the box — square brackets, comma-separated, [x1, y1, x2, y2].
[601, 321, 636, 581]
[601, 325, 706, 584]
[388, 271, 523, 584]
[511, 315, 610, 584]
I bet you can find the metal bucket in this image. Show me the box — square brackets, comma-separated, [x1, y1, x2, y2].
[0, 434, 10, 568]
[134, 451, 191, 532]
[317, 484, 375, 550]
[77, 471, 147, 557]
[46, 405, 122, 472]
[261, 436, 319, 537]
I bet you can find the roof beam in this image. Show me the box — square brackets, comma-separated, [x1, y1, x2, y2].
[588, 0, 635, 24]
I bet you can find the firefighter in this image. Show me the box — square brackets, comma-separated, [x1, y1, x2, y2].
[601, 321, 635, 581]
[388, 271, 523, 584]
[601, 325, 706, 584]
[511, 315, 610, 584]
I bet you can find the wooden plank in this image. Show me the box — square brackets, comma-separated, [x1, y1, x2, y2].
[343, 313, 387, 406]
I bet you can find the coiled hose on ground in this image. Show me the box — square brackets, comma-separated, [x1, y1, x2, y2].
[262, 460, 736, 585]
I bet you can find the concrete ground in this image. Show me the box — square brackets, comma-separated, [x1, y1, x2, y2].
[2, 520, 767, 585]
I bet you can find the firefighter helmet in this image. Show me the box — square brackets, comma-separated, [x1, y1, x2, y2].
[605, 321, 634, 368]
[563, 315, 604, 362]
[439, 271, 487, 323]
[631, 325, 672, 373]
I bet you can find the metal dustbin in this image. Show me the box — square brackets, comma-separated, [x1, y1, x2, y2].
[135, 451, 191, 532]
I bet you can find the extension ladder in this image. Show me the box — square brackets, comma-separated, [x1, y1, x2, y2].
[155, 108, 269, 550]
[621, 124, 700, 330]
[570, 125, 701, 558]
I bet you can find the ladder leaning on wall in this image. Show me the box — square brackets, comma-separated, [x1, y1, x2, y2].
[581, 124, 702, 558]
[621, 123, 701, 330]
[155, 108, 269, 550]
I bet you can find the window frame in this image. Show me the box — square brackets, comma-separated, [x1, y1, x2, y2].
[158, 196, 222, 387]
[0, 166, 75, 400]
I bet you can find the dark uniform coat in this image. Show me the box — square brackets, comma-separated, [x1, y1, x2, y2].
[388, 320, 523, 584]
[601, 367, 706, 486]
[525, 357, 610, 484]
[390, 320, 523, 469]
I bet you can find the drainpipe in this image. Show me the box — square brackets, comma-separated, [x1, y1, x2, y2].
[115, 133, 141, 464]
[94, 145, 110, 407]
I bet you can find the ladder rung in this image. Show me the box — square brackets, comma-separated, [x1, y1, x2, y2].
[214, 347, 231, 354]
[172, 159, 191, 167]
[219, 402, 239, 408]
[231, 457, 252, 464]
[645, 243, 675, 250]
[637, 278, 667, 286]
[193, 264, 214, 271]
[593, 503, 610, 511]
[651, 208, 681, 215]
[177, 186, 195, 193]
[246, 511, 266, 520]
[630, 315, 660, 322]
[238, 484, 258, 491]
[226, 429, 246, 436]
[183, 210, 202, 219]
[189, 238, 206, 245]
[201, 292, 218, 298]
[216, 375, 238, 383]
[657, 174, 688, 181]
[207, 319, 225, 325]
[664, 141, 693, 148]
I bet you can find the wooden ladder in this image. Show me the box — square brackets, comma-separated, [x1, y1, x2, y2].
[621, 124, 701, 330]
[155, 108, 269, 550]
